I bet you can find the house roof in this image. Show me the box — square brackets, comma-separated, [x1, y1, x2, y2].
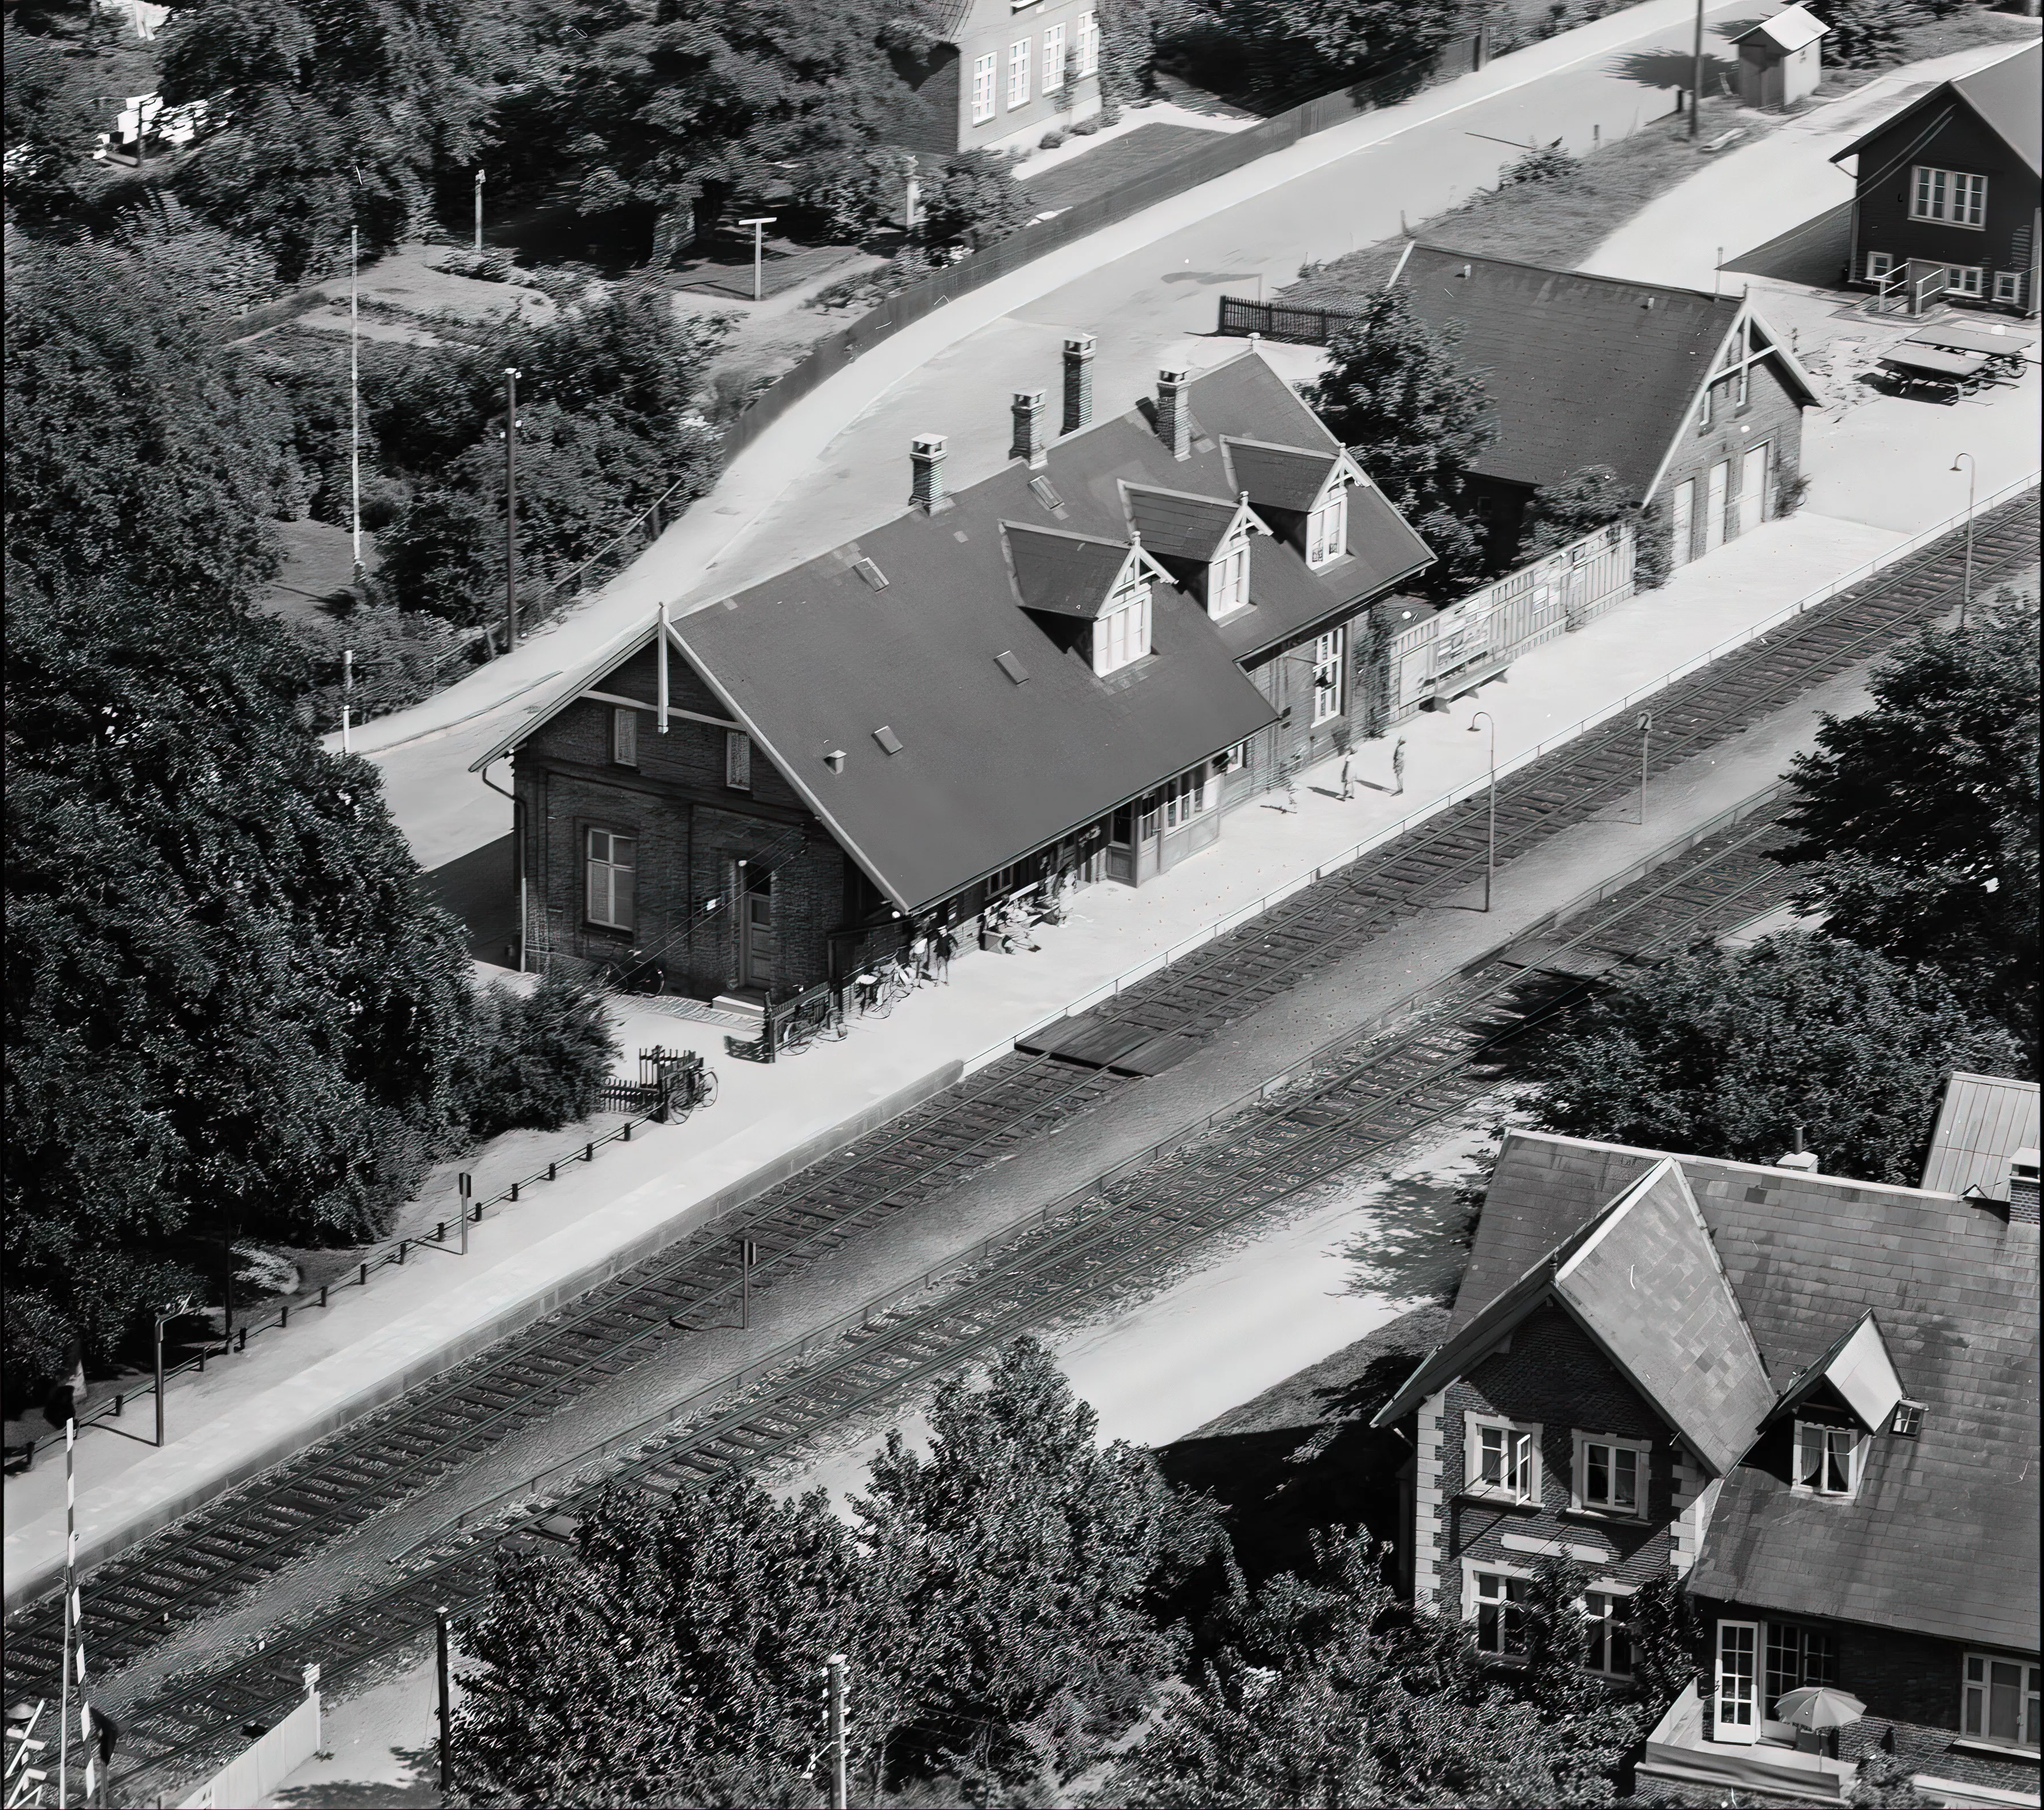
[1388, 247, 1817, 500]
[479, 351, 1429, 914]
[1731, 5, 1829, 54]
[1411, 1129, 2039, 1651]
[1122, 485, 1251, 563]
[1770, 1310, 1905, 1434]
[1831, 41, 2042, 179]
[1223, 438, 1342, 513]
[1919, 1070, 2041, 1197]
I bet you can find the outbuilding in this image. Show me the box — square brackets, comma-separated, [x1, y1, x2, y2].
[1730, 6, 1829, 112]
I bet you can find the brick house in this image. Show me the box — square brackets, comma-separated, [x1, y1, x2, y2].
[1830, 41, 2041, 316]
[473, 346, 1430, 1004]
[1387, 246, 1819, 572]
[1371, 1119, 2040, 1808]
[887, 0, 1106, 158]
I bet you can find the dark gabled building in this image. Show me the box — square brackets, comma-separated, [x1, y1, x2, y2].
[1830, 41, 2041, 316]
[473, 348, 1431, 1005]
[1372, 1125, 2040, 1809]
[1387, 247, 1819, 571]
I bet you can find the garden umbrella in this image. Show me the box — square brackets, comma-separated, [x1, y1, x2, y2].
[1776, 1686, 1867, 1730]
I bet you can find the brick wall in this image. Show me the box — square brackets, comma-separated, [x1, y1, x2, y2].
[1661, 356, 1806, 568]
[1430, 1301, 1683, 1622]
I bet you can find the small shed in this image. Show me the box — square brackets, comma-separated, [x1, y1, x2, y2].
[1731, 6, 1829, 110]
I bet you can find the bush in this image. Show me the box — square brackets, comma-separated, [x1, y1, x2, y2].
[1039, 128, 1068, 149]
[920, 149, 1030, 249]
[454, 971, 619, 1141]
[1070, 113, 1102, 135]
[1500, 142, 1580, 187]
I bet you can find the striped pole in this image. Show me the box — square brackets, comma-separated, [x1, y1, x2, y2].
[59, 1420, 72, 1809]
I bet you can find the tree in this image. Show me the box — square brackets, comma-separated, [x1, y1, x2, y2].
[1511, 932, 2026, 1184]
[1804, 0, 1912, 68]
[1519, 464, 1631, 561]
[454, 971, 618, 1140]
[2, 18, 101, 227]
[1774, 597, 2039, 1056]
[1306, 287, 1496, 597]
[1204, 0, 1464, 96]
[919, 149, 1028, 249]
[450, 1476, 860, 1807]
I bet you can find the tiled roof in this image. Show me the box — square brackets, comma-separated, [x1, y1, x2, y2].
[1832, 42, 2042, 179]
[1389, 248, 1814, 499]
[1002, 522, 1142, 617]
[1771, 1310, 1904, 1433]
[1438, 1130, 2040, 1651]
[1122, 485, 1245, 562]
[1919, 1071, 2039, 1196]
[1731, 4, 1828, 53]
[1223, 437, 1339, 513]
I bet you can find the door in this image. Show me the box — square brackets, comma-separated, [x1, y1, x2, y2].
[738, 869, 776, 991]
[1714, 1621, 1761, 1745]
[1737, 444, 1769, 537]
[1671, 479, 1695, 567]
[1703, 463, 1729, 552]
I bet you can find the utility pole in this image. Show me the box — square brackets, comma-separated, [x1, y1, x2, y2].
[1467, 710, 1497, 913]
[341, 648, 354, 754]
[152, 1298, 192, 1448]
[1950, 453, 1977, 628]
[473, 168, 485, 255]
[825, 1655, 848, 1810]
[503, 368, 521, 652]
[350, 227, 363, 575]
[1690, 0, 1705, 140]
[740, 216, 777, 303]
[740, 1238, 758, 1330]
[1636, 712, 1653, 827]
[436, 1607, 453, 1795]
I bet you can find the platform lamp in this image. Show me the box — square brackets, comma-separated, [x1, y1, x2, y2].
[1950, 453, 1977, 628]
[152, 1297, 196, 1448]
[1468, 709, 1497, 913]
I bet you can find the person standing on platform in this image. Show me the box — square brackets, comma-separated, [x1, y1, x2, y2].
[1339, 754, 1355, 801]
[1391, 737, 1406, 796]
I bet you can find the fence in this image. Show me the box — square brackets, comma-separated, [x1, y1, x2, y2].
[1385, 521, 1636, 721]
[174, 1675, 320, 1809]
[1216, 295, 1366, 344]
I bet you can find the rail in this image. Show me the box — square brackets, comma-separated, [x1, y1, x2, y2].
[966, 473, 2039, 1074]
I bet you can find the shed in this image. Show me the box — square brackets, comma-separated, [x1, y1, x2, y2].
[1731, 6, 1829, 111]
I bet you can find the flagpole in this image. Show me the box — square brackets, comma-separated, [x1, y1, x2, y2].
[60, 1419, 73, 1809]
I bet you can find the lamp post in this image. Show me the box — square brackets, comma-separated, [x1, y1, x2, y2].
[740, 216, 777, 302]
[1636, 711, 1653, 827]
[1468, 709, 1497, 913]
[503, 367, 521, 651]
[152, 1299, 195, 1448]
[1950, 453, 1976, 628]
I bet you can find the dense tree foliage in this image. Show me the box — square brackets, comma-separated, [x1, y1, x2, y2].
[1775, 597, 2039, 1058]
[1512, 932, 2025, 1183]
[1805, 0, 1913, 66]
[2, 18, 102, 225]
[1519, 463, 1631, 561]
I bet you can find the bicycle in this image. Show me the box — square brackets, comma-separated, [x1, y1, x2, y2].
[777, 992, 847, 1055]
[592, 952, 667, 996]
[657, 1051, 717, 1120]
[852, 957, 913, 1018]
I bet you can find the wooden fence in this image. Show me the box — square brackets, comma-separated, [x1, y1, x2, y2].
[1216, 295, 1366, 344]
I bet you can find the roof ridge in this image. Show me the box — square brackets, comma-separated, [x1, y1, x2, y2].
[1402, 243, 1738, 309]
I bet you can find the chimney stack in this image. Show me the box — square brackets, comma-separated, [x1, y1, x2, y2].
[1062, 334, 1095, 434]
[1776, 1123, 1819, 1174]
[1011, 390, 1047, 468]
[2011, 1148, 2041, 1225]
[1156, 368, 1192, 460]
[910, 434, 951, 513]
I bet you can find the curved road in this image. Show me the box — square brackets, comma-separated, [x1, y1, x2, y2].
[353, 0, 1762, 872]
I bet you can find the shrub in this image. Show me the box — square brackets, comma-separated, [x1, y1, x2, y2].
[1499, 142, 1580, 187]
[1070, 114, 1102, 135]
[920, 149, 1030, 249]
[455, 971, 619, 1141]
[1039, 128, 1067, 149]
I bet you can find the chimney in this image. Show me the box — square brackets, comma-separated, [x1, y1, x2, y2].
[1776, 1123, 1819, 1174]
[1010, 390, 1047, 468]
[1156, 367, 1192, 460]
[910, 434, 950, 514]
[1062, 334, 1095, 434]
[2011, 1148, 2041, 1225]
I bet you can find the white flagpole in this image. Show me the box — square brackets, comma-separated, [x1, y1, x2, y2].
[350, 226, 363, 577]
[657, 604, 670, 735]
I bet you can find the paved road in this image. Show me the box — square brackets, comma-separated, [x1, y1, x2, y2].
[353, 0, 1761, 872]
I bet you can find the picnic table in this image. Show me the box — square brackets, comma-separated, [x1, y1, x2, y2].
[1879, 343, 1991, 397]
[1904, 320, 2037, 368]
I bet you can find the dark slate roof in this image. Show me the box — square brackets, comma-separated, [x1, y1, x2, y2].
[1122, 485, 1244, 562]
[1435, 1130, 2041, 1652]
[1920, 1071, 2040, 1197]
[1223, 437, 1340, 513]
[1002, 523, 1140, 617]
[1389, 248, 1812, 499]
[1833, 41, 2041, 179]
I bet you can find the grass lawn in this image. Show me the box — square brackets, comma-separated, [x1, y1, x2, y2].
[1020, 122, 1240, 212]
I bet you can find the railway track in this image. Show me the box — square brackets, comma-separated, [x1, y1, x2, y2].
[4, 493, 2029, 1795]
[97, 794, 1805, 1801]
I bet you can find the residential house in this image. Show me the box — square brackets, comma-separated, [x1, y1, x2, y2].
[1830, 40, 2041, 315]
[1386, 246, 1820, 571]
[1371, 1123, 2040, 1809]
[888, 0, 1106, 157]
[473, 345, 1431, 1004]
[1730, 6, 1829, 112]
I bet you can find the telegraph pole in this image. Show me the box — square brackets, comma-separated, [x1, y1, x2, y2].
[350, 225, 363, 576]
[503, 368, 521, 652]
[825, 1655, 848, 1810]
[1690, 0, 1705, 139]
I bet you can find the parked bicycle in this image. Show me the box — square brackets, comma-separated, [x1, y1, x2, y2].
[592, 951, 667, 996]
[658, 1050, 717, 1120]
[852, 957, 914, 1017]
[777, 989, 848, 1053]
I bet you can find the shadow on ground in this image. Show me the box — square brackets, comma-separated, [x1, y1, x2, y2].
[420, 834, 516, 964]
[1725, 201, 1854, 288]
[1608, 47, 1737, 92]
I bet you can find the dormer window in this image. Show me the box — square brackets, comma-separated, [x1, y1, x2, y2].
[1208, 523, 1250, 617]
[1793, 1420, 1863, 1498]
[1306, 489, 1347, 568]
[1093, 569, 1152, 676]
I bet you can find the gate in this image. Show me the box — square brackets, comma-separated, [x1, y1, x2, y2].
[596, 1046, 704, 1113]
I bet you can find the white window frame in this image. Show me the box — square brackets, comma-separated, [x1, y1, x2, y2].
[1765, 1622, 1839, 1726]
[1092, 588, 1152, 676]
[1464, 1411, 1541, 1505]
[1992, 271, 2024, 306]
[1310, 628, 1345, 725]
[1716, 1619, 1762, 1745]
[1571, 1431, 1651, 1519]
[1208, 529, 1249, 617]
[1160, 766, 1209, 829]
[1911, 165, 1987, 228]
[1042, 21, 1065, 92]
[1305, 490, 1347, 567]
[1698, 379, 1716, 430]
[725, 730, 752, 791]
[611, 705, 638, 767]
[1944, 265, 1984, 298]
[1007, 37, 1030, 108]
[1463, 1559, 1533, 1660]
[1792, 1421, 1864, 1499]
[1583, 1584, 1635, 1679]
[585, 827, 635, 931]
[1864, 249, 1894, 282]
[971, 52, 997, 124]
[1076, 10, 1099, 76]
[1963, 1654, 2041, 1752]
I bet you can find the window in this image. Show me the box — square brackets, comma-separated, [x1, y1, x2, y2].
[1208, 528, 1249, 616]
[1698, 381, 1716, 430]
[1306, 490, 1347, 567]
[1736, 360, 1751, 409]
[1911, 165, 1987, 228]
[1076, 10, 1099, 76]
[1465, 1413, 1540, 1504]
[1474, 1571, 1529, 1658]
[1767, 1624, 1837, 1714]
[1573, 1432, 1650, 1516]
[1994, 271, 2025, 306]
[585, 829, 635, 931]
[1042, 21, 1065, 91]
[1793, 1421, 1862, 1497]
[1944, 265, 1984, 298]
[971, 52, 997, 124]
[611, 706, 638, 767]
[1093, 588, 1152, 676]
[1007, 36, 1030, 107]
[1865, 250, 1894, 282]
[1963, 1655, 2041, 1750]
[1584, 1590, 1633, 1678]
[1218, 739, 1251, 773]
[1310, 628, 1345, 724]
[1160, 766, 1209, 828]
[1889, 1400, 1924, 1437]
[725, 730, 752, 790]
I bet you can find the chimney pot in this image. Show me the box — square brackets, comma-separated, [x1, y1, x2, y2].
[2011, 1148, 2040, 1225]
[1156, 367, 1192, 461]
[1011, 389, 1048, 468]
[910, 434, 951, 514]
[1062, 334, 1095, 434]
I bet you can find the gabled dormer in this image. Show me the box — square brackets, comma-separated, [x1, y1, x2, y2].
[1221, 437, 1371, 571]
[1001, 522, 1174, 677]
[1759, 1311, 1909, 1503]
[1120, 483, 1271, 620]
